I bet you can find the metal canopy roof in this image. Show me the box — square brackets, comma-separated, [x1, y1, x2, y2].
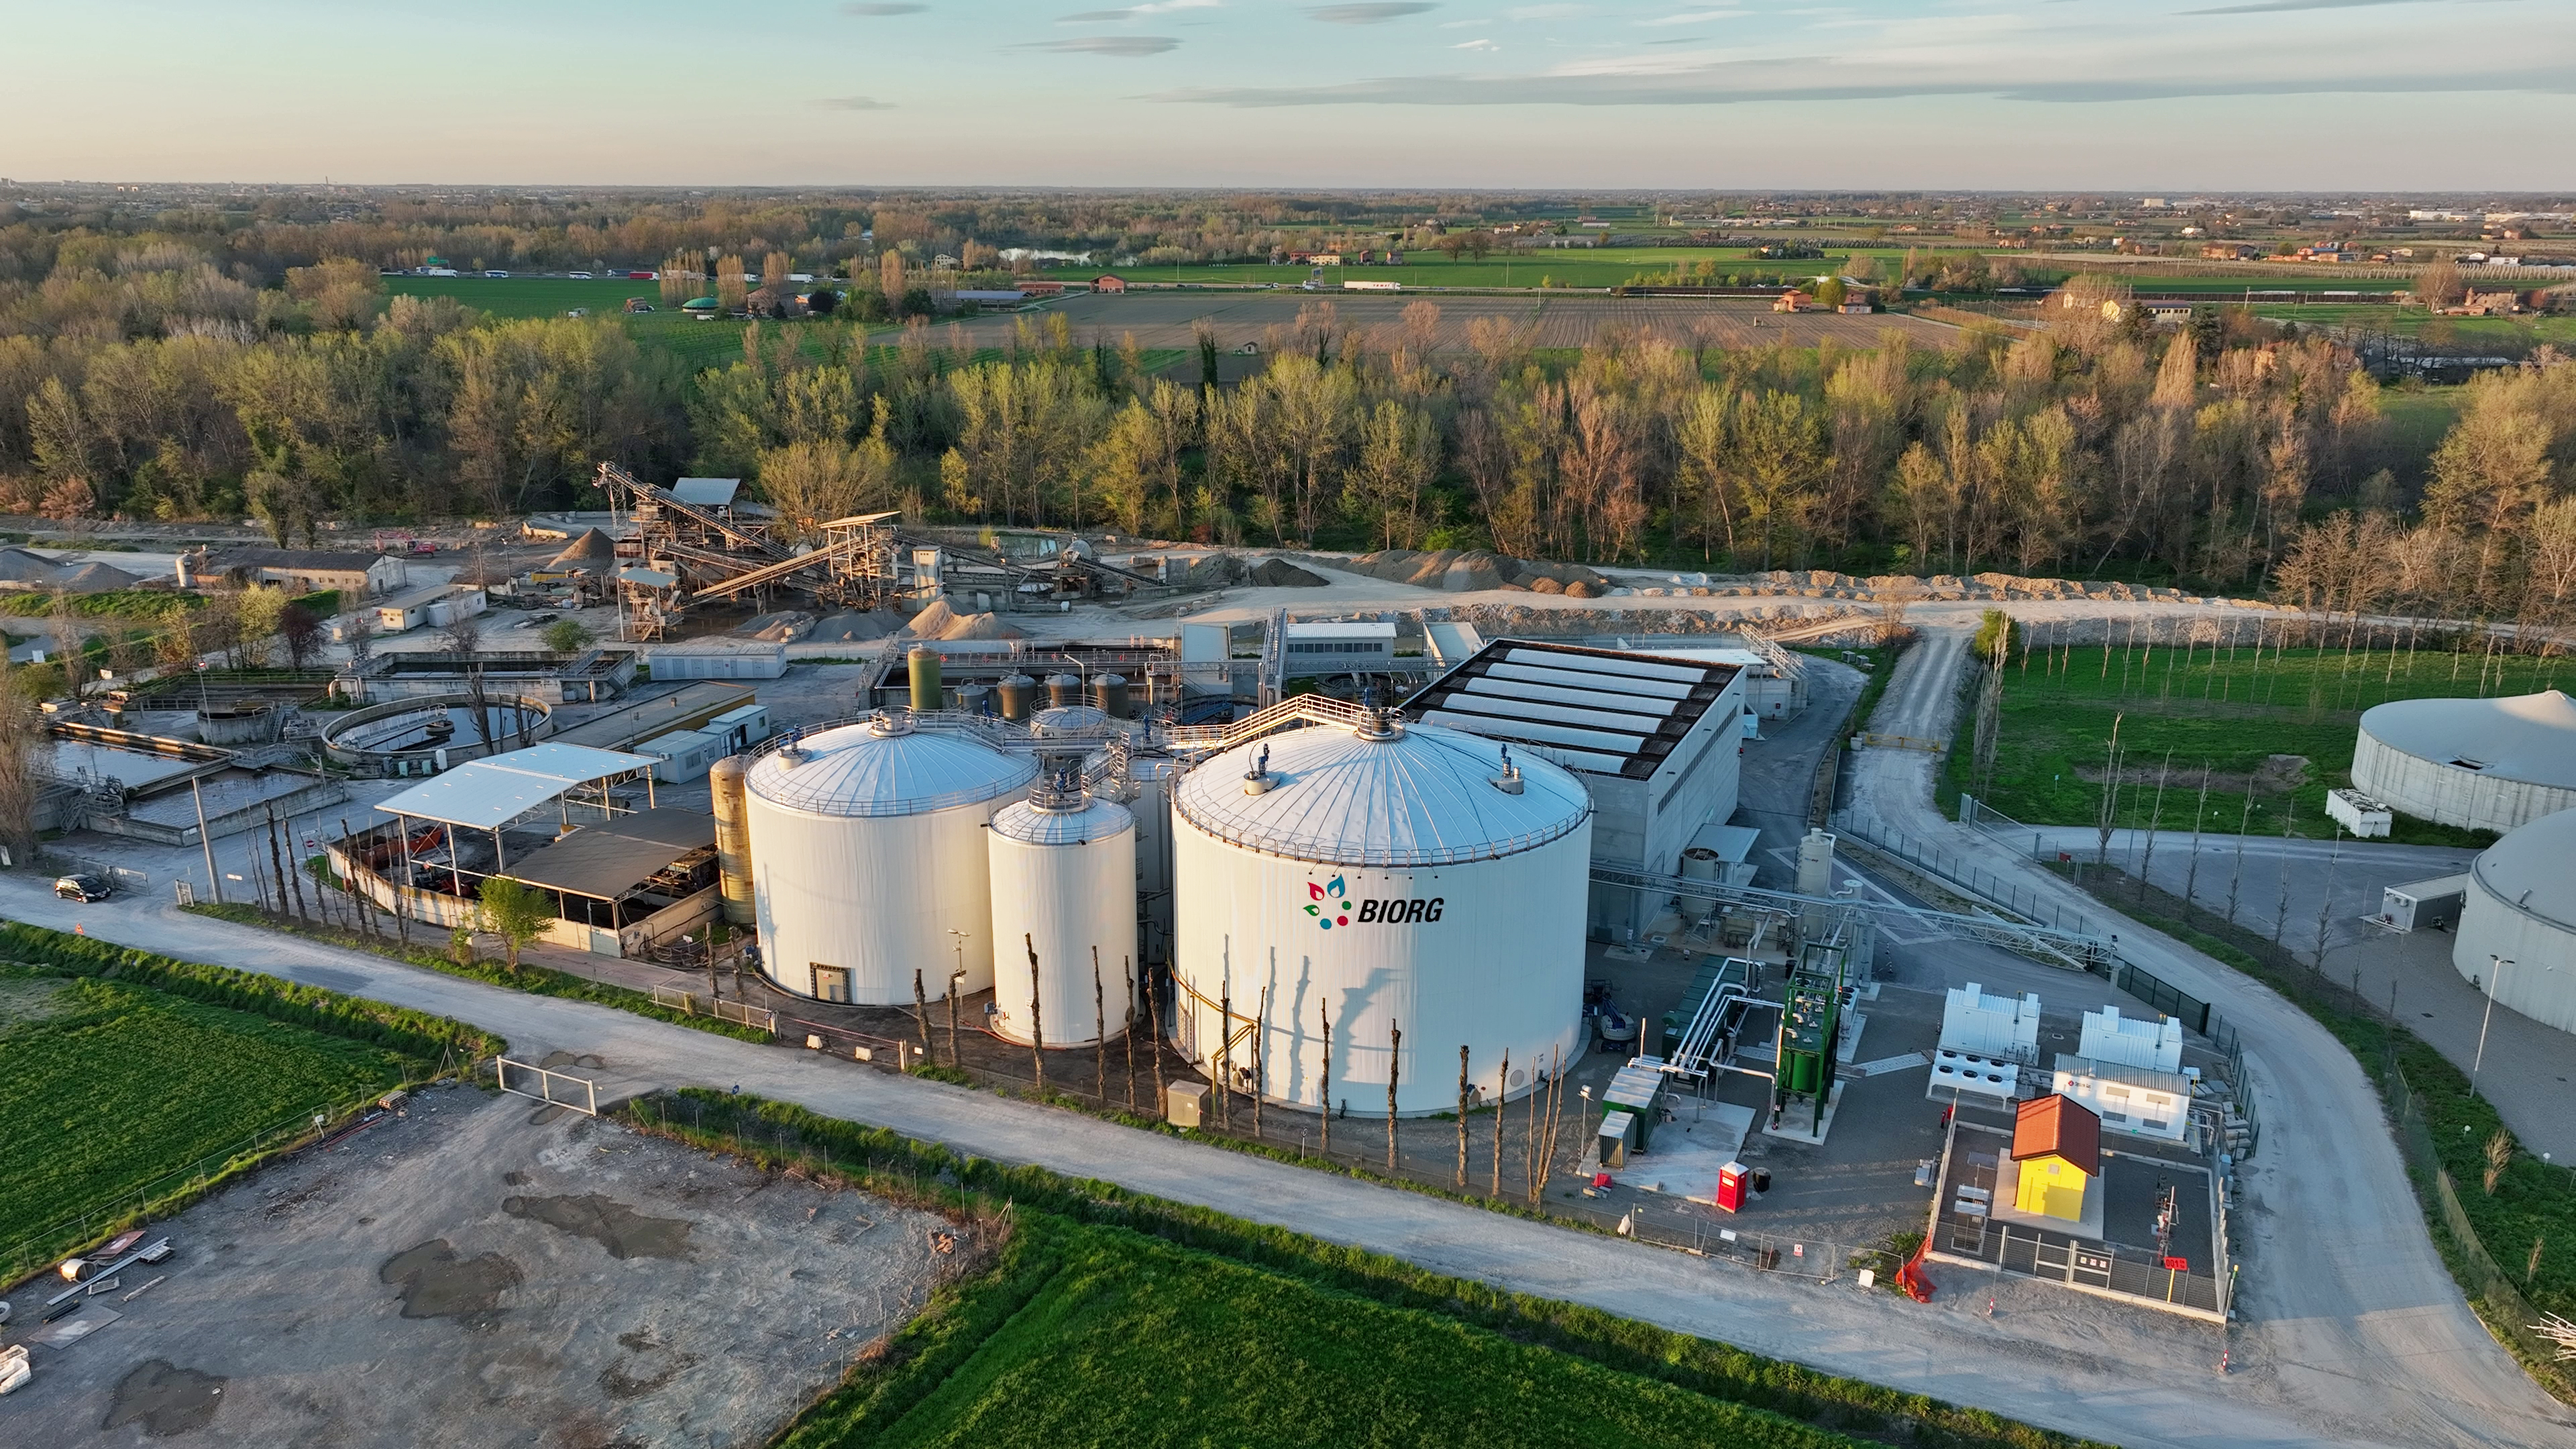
[374, 743, 659, 830]
[1174, 716, 1589, 867]
[1401, 639, 1742, 780]
[2361, 690, 2576, 790]
[504, 809, 716, 900]
[671, 477, 741, 506]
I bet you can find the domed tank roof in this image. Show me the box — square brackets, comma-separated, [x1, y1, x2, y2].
[1174, 713, 1589, 867]
[747, 712, 1035, 817]
[993, 794, 1134, 845]
[2360, 690, 2576, 790]
[2471, 808, 2576, 933]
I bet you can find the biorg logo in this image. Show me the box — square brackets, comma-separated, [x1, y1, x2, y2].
[1304, 876, 1444, 931]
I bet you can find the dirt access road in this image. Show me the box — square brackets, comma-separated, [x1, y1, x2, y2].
[1845, 617, 2575, 1448]
[11, 877, 2569, 1448]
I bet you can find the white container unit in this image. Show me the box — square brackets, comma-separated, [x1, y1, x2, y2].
[1169, 712, 1593, 1117]
[987, 785, 1137, 1047]
[743, 712, 1035, 1004]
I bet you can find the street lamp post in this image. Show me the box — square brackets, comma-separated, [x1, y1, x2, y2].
[946, 930, 970, 1067]
[2475, 955, 2513, 1096]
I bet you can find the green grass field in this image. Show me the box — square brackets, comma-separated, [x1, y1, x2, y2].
[802, 1214, 1870, 1449]
[0, 963, 413, 1248]
[1122, 246, 1872, 290]
[1946, 643, 2572, 845]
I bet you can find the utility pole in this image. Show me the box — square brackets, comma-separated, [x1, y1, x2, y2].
[191, 777, 220, 904]
[1025, 933, 1046, 1091]
[1457, 1045, 1472, 1187]
[1386, 1024, 1401, 1171]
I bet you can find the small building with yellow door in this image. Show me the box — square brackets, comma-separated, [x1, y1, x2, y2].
[2010, 1094, 2101, 1223]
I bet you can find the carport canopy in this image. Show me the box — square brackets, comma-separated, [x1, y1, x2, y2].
[374, 743, 660, 832]
[501, 809, 715, 902]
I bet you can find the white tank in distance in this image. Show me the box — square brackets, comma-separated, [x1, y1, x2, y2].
[742, 711, 1036, 1004]
[986, 762, 1138, 1047]
[1169, 710, 1593, 1116]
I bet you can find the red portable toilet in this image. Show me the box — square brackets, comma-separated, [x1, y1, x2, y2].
[1716, 1161, 1749, 1214]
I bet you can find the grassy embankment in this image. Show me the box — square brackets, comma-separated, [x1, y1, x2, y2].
[0, 920, 496, 1282]
[1941, 643, 2565, 845]
[634, 1089, 2102, 1449]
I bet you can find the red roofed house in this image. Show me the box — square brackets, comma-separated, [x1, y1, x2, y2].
[1092, 274, 1128, 294]
[2010, 1094, 2101, 1222]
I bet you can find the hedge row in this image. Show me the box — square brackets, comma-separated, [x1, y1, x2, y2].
[0, 919, 499, 1063]
[637, 1090, 2102, 1449]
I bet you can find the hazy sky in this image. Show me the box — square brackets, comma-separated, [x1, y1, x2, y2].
[11, 0, 2574, 189]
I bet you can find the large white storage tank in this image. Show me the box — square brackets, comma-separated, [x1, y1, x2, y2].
[1170, 710, 1593, 1116]
[2454, 809, 2576, 1035]
[2353, 690, 2576, 835]
[987, 770, 1137, 1047]
[743, 712, 1036, 1004]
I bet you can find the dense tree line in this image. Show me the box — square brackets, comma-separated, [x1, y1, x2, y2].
[3, 229, 2569, 608]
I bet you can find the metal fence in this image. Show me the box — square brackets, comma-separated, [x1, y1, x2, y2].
[1925, 1120, 2229, 1323]
[649, 984, 778, 1036]
[2389, 1071, 2576, 1396]
[495, 1057, 599, 1116]
[1830, 809, 2107, 938]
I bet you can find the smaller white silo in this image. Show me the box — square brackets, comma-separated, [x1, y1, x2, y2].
[987, 763, 1138, 1048]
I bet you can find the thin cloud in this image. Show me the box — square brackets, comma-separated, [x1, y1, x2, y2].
[1454, 37, 1499, 48]
[1147, 62, 2576, 106]
[840, 2, 926, 13]
[1064, 0, 1214, 15]
[1308, 3, 1437, 23]
[2183, 0, 2422, 11]
[1639, 9, 1739, 23]
[818, 95, 898, 109]
[1020, 34, 1181, 53]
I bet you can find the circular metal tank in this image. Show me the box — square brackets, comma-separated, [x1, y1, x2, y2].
[997, 674, 1036, 722]
[908, 647, 943, 714]
[1094, 674, 1131, 720]
[959, 682, 994, 717]
[708, 754, 755, 926]
[1046, 673, 1083, 710]
[743, 712, 1036, 1004]
[1032, 705, 1110, 737]
[2353, 690, 2576, 835]
[2454, 809, 2576, 1035]
[1169, 712, 1593, 1116]
[986, 773, 1138, 1048]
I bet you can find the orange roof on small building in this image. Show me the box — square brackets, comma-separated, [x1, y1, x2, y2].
[2011, 1094, 2101, 1175]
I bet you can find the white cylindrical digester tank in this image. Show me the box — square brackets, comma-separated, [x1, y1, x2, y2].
[743, 712, 1036, 1004]
[1169, 712, 1593, 1116]
[987, 780, 1137, 1048]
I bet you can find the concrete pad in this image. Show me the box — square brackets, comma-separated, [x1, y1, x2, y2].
[1992, 1155, 2108, 1242]
[1761, 1079, 1847, 1146]
[1626, 1100, 1758, 1203]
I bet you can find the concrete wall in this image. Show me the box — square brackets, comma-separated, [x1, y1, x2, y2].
[2353, 727, 2576, 835]
[2455, 875, 2576, 1035]
[1587, 674, 1748, 936]
[647, 645, 788, 681]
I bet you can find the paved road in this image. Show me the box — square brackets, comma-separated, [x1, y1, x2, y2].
[11, 871, 2571, 1448]
[1844, 619, 2576, 1448]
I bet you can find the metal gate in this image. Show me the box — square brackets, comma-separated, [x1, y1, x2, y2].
[496, 1057, 598, 1115]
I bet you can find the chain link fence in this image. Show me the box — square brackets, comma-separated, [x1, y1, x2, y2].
[2388, 1071, 2576, 1399]
[0, 1084, 422, 1291]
